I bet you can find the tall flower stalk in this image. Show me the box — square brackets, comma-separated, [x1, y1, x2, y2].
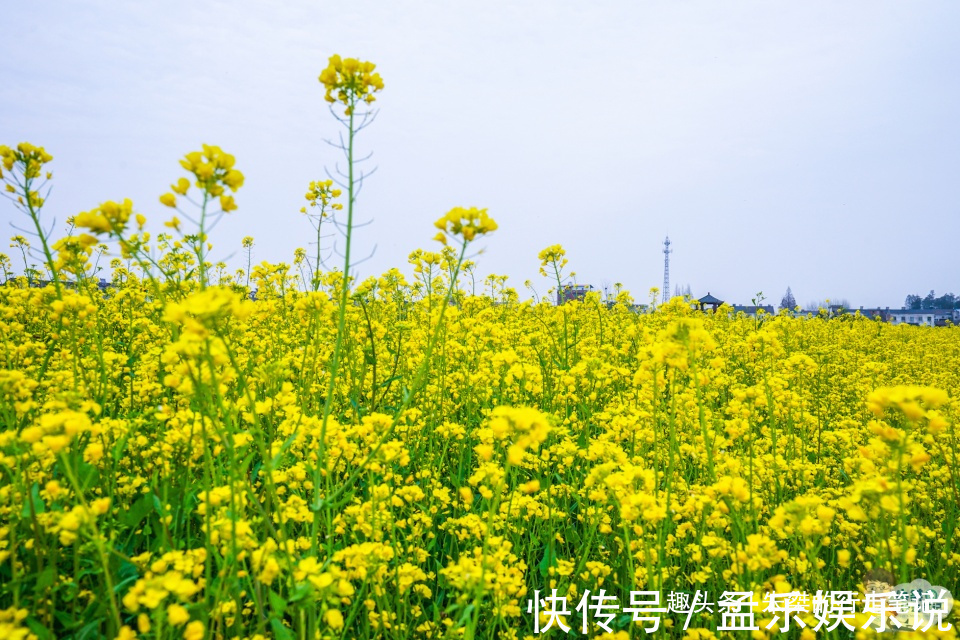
[0, 144, 60, 295]
[311, 54, 384, 537]
[159, 145, 245, 290]
[301, 179, 342, 291]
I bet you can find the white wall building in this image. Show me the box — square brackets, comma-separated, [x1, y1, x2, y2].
[888, 308, 957, 327]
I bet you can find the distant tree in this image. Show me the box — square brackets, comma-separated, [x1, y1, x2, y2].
[934, 292, 957, 309]
[904, 291, 958, 309]
[780, 286, 796, 310]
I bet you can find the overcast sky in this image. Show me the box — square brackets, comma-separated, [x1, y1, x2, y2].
[3, 1, 959, 308]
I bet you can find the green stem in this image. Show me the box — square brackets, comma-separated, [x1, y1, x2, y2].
[312, 104, 356, 555]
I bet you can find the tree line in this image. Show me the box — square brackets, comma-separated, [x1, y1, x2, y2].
[904, 290, 959, 310]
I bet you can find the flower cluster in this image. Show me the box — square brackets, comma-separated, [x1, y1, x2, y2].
[0, 142, 53, 180]
[433, 206, 499, 245]
[301, 179, 342, 218]
[318, 55, 384, 114]
[867, 385, 949, 423]
[0, 142, 54, 211]
[74, 198, 137, 235]
[161, 144, 244, 212]
[538, 243, 568, 277]
[484, 405, 552, 465]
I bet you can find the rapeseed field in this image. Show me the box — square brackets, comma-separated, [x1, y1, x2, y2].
[0, 56, 957, 640]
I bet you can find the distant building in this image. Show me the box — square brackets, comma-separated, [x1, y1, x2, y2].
[852, 307, 891, 322]
[888, 308, 957, 327]
[557, 284, 595, 305]
[822, 306, 958, 326]
[696, 292, 723, 312]
[731, 304, 775, 317]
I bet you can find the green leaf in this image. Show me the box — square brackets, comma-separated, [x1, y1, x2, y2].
[59, 580, 79, 603]
[378, 375, 401, 388]
[268, 589, 287, 616]
[117, 560, 139, 582]
[122, 495, 154, 529]
[35, 565, 56, 590]
[54, 609, 78, 629]
[76, 461, 100, 490]
[538, 545, 557, 578]
[26, 617, 53, 640]
[21, 483, 45, 517]
[456, 603, 474, 626]
[76, 619, 102, 640]
[287, 583, 312, 604]
[111, 435, 130, 465]
[113, 561, 140, 594]
[270, 618, 294, 640]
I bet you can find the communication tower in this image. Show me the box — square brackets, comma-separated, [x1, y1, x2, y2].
[662, 236, 671, 304]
